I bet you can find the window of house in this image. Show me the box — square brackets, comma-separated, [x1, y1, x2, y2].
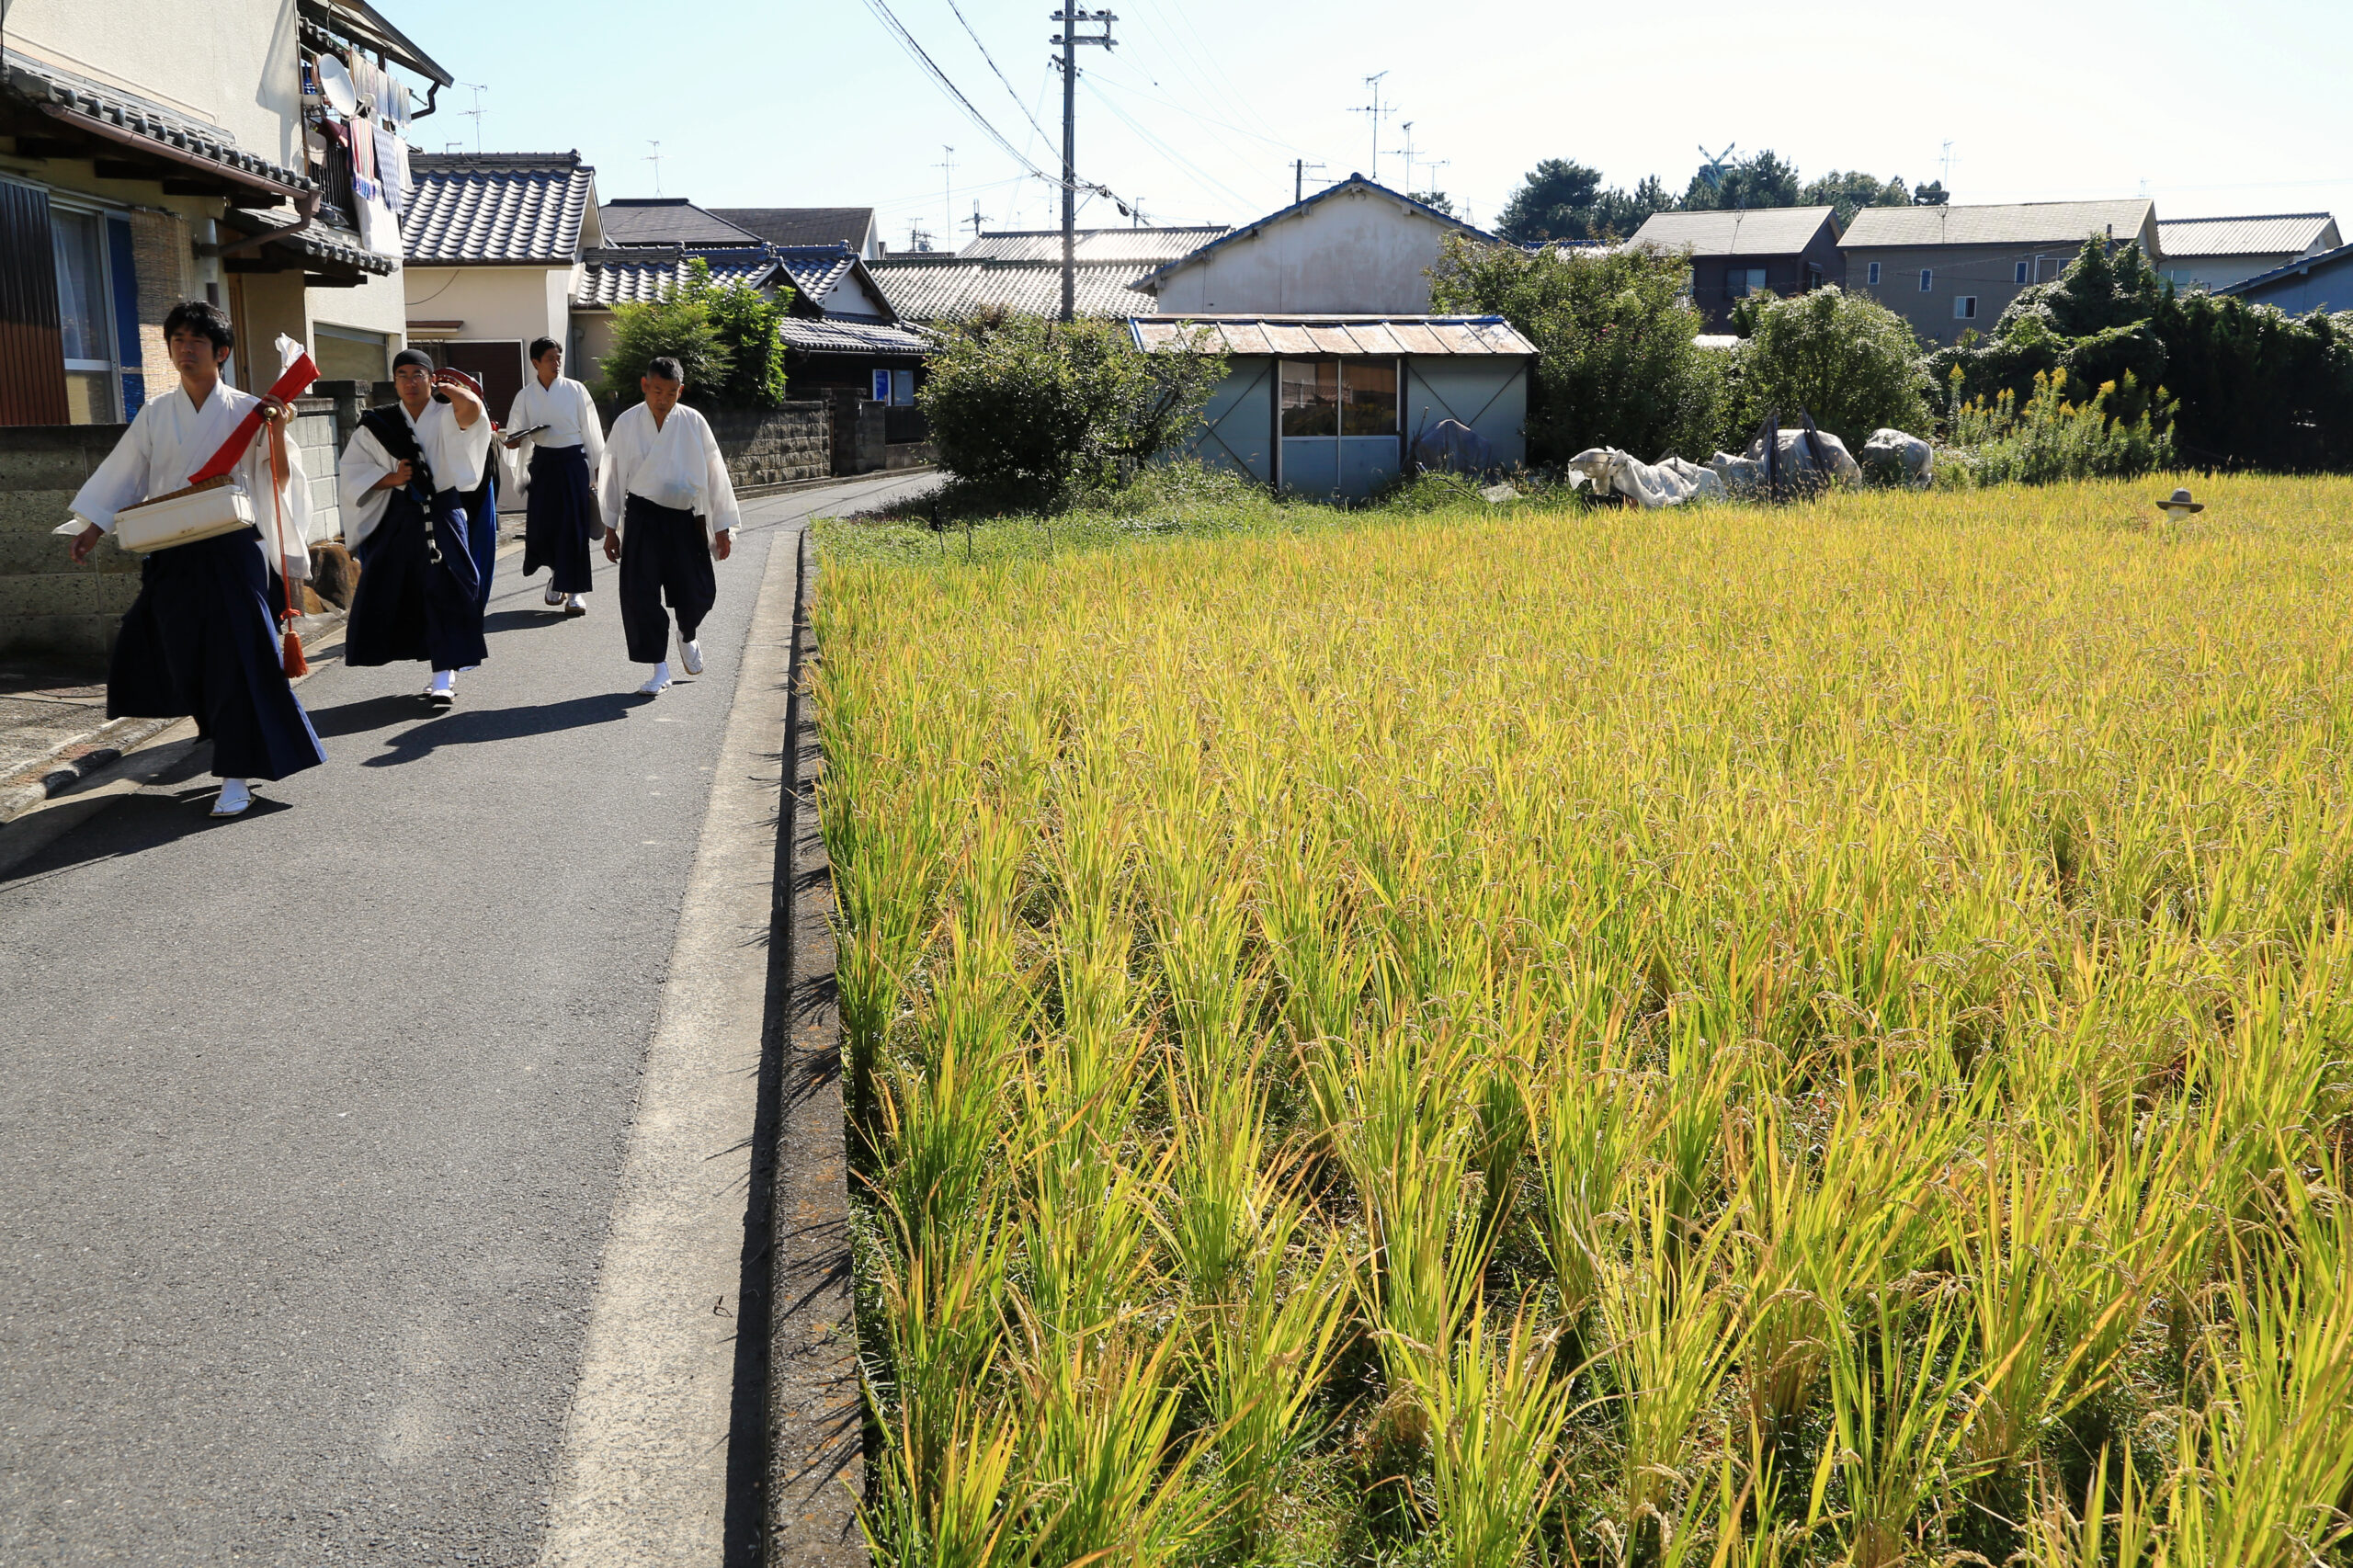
[1867, 261, 1881, 286]
[313, 324, 391, 384]
[51, 207, 115, 423]
[2014, 260, 2030, 284]
[1726, 267, 1768, 300]
[1919, 268, 1934, 292]
[1340, 360, 1396, 436]
[1280, 358, 1338, 437]
[1955, 296, 1979, 320]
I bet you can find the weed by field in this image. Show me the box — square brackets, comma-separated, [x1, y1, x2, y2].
[815, 474, 2353, 1567]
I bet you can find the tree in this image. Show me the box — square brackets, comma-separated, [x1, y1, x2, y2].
[918, 315, 1227, 509]
[1589, 176, 1677, 241]
[1684, 149, 1801, 211]
[1495, 159, 1605, 244]
[1408, 189, 1457, 218]
[1912, 180, 1949, 207]
[1428, 233, 1725, 463]
[1798, 170, 1912, 226]
[595, 258, 797, 409]
[1729, 286, 1931, 447]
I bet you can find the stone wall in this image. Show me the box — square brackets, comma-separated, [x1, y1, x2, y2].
[706, 403, 831, 490]
[0, 425, 142, 665]
[827, 391, 887, 477]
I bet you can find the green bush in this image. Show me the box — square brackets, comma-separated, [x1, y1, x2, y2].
[1939, 369, 2174, 486]
[596, 258, 793, 410]
[917, 315, 1226, 510]
[1728, 285, 1931, 448]
[1429, 234, 1724, 463]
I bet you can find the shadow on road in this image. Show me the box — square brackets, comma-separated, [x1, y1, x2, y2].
[358, 690, 652, 767]
[1, 779, 290, 887]
[305, 692, 433, 738]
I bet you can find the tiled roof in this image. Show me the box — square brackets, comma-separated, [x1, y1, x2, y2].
[869, 257, 1157, 321]
[711, 206, 876, 249]
[960, 226, 1231, 264]
[404, 152, 596, 264]
[3, 48, 312, 198]
[770, 244, 858, 306]
[573, 244, 780, 308]
[1133, 176, 1496, 290]
[1628, 206, 1837, 256]
[2156, 213, 2340, 258]
[779, 317, 932, 359]
[229, 208, 396, 276]
[598, 199, 764, 247]
[1127, 315, 1536, 357]
[1842, 199, 2155, 250]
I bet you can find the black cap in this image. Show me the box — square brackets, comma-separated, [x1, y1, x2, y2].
[392, 347, 435, 373]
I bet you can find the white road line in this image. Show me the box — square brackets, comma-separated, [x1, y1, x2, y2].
[533, 528, 800, 1564]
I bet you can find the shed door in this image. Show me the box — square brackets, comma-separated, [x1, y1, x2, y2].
[0, 180, 71, 426]
[1279, 358, 1399, 498]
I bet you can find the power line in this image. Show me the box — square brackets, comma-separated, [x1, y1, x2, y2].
[942, 0, 1056, 149]
[858, 0, 1053, 181]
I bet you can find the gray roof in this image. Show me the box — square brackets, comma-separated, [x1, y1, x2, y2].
[228, 209, 396, 276]
[2216, 240, 2353, 299]
[1628, 206, 1837, 256]
[1133, 176, 1497, 290]
[3, 47, 312, 199]
[597, 199, 764, 248]
[779, 316, 932, 359]
[770, 244, 859, 305]
[574, 244, 780, 308]
[960, 226, 1230, 264]
[2156, 212, 2340, 258]
[404, 152, 596, 264]
[1842, 199, 2156, 251]
[868, 257, 1156, 321]
[710, 207, 875, 248]
[1127, 315, 1535, 358]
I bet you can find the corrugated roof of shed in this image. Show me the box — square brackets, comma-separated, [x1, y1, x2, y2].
[2155, 213, 2340, 257]
[1127, 315, 1535, 356]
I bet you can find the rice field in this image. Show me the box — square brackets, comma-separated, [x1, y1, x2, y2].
[813, 475, 2353, 1568]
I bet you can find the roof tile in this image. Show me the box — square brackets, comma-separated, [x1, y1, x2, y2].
[404, 152, 595, 264]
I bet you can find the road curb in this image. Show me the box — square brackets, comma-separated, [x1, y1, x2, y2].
[738, 464, 934, 502]
[765, 526, 866, 1562]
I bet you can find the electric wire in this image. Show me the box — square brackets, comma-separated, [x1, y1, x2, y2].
[941, 0, 1056, 150]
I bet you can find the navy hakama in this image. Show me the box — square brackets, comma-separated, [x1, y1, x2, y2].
[108, 527, 325, 782]
[618, 495, 716, 664]
[343, 487, 488, 671]
[522, 444, 597, 595]
[463, 460, 498, 617]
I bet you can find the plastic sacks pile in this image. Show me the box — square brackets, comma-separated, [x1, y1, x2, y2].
[1568, 424, 1938, 509]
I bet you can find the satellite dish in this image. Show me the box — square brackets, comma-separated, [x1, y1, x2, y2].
[316, 53, 359, 117]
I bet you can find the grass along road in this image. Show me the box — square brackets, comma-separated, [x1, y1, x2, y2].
[815, 475, 2353, 1568]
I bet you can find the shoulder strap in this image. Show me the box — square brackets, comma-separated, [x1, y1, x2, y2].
[360, 405, 423, 466]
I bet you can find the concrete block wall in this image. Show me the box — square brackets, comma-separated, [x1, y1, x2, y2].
[291, 394, 340, 541]
[707, 403, 831, 489]
[0, 425, 142, 665]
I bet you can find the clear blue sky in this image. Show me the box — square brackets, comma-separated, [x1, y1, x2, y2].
[391, 0, 2352, 245]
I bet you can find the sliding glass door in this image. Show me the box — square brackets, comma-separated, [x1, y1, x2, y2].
[1279, 357, 1399, 497]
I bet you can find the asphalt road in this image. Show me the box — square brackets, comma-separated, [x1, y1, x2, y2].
[0, 471, 933, 1565]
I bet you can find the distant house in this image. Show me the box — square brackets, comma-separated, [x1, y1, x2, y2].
[1131, 314, 1534, 498]
[2154, 213, 2341, 293]
[401, 150, 601, 415]
[597, 197, 765, 249]
[571, 238, 929, 401]
[1840, 199, 2160, 346]
[710, 207, 881, 259]
[1625, 207, 1844, 330]
[1133, 176, 1491, 314]
[2216, 241, 2353, 315]
[868, 225, 1224, 324]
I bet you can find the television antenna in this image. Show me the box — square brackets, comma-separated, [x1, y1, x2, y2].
[460, 82, 489, 154]
[935, 145, 956, 252]
[1352, 72, 1391, 183]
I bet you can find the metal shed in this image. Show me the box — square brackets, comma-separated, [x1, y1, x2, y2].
[1129, 314, 1534, 498]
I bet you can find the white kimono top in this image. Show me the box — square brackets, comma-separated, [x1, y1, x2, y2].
[505, 374, 606, 482]
[336, 399, 494, 551]
[598, 402, 740, 553]
[68, 380, 312, 581]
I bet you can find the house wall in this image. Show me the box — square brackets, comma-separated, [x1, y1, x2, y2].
[570, 310, 618, 389]
[1686, 231, 1847, 330]
[403, 267, 571, 358]
[1846, 244, 2080, 345]
[2160, 254, 2304, 293]
[1149, 186, 1467, 315]
[2232, 256, 2353, 315]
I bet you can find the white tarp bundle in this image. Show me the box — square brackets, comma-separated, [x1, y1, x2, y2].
[1860, 427, 1934, 486]
[1748, 426, 1863, 488]
[1567, 448, 1726, 508]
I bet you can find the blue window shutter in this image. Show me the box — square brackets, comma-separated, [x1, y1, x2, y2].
[106, 214, 142, 419]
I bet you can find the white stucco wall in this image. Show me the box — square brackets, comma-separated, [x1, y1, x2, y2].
[6, 0, 306, 171]
[1148, 186, 1471, 315]
[403, 267, 572, 349]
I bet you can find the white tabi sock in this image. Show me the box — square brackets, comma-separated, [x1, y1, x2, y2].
[430, 669, 455, 695]
[679, 638, 704, 676]
[566, 593, 585, 608]
[544, 583, 564, 606]
[639, 661, 673, 695]
[211, 778, 252, 817]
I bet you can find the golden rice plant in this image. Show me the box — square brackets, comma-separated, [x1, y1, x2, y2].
[821, 474, 2353, 1567]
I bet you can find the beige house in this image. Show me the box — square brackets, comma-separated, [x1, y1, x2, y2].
[399, 152, 603, 416]
[1840, 199, 2161, 345]
[2154, 213, 2340, 293]
[1134, 176, 1489, 315]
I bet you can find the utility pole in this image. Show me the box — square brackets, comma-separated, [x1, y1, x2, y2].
[935, 144, 956, 254]
[1051, 8, 1116, 323]
[1351, 72, 1390, 183]
[1293, 158, 1325, 204]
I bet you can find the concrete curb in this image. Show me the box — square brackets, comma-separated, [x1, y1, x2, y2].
[0, 608, 347, 826]
[737, 464, 934, 502]
[765, 526, 866, 1562]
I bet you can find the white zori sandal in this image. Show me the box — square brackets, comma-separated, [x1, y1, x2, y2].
[211, 778, 253, 817]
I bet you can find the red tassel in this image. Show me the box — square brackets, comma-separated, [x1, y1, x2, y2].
[282, 627, 309, 676]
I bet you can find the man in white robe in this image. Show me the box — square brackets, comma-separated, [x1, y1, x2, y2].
[337, 348, 494, 706]
[597, 358, 739, 696]
[65, 301, 323, 817]
[505, 337, 606, 616]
